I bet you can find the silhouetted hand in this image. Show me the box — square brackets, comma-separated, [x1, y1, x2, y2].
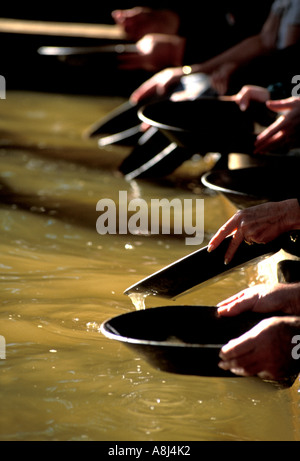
[208, 199, 300, 264]
[218, 315, 300, 380]
[233, 85, 271, 111]
[130, 66, 184, 103]
[112, 7, 180, 40]
[254, 97, 300, 153]
[217, 283, 300, 317]
[118, 34, 186, 73]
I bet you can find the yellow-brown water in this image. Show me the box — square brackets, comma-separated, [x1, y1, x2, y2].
[0, 91, 299, 441]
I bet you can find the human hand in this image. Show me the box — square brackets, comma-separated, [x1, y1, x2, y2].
[118, 34, 185, 73]
[233, 85, 271, 111]
[254, 97, 300, 153]
[112, 7, 180, 41]
[217, 283, 300, 317]
[210, 62, 238, 95]
[207, 199, 300, 264]
[218, 316, 300, 380]
[130, 66, 184, 103]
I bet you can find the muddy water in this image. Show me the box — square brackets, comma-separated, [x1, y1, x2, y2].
[0, 91, 299, 441]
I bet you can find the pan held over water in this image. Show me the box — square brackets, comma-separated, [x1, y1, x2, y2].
[96, 191, 204, 245]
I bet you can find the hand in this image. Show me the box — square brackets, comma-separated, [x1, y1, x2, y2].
[210, 62, 238, 95]
[254, 97, 300, 153]
[112, 7, 180, 41]
[217, 283, 300, 317]
[233, 85, 270, 111]
[218, 316, 300, 380]
[130, 66, 185, 103]
[207, 199, 300, 264]
[118, 34, 186, 73]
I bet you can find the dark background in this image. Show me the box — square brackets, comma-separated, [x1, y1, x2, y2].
[0, 1, 274, 96]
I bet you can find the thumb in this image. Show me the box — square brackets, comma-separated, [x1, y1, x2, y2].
[111, 10, 123, 22]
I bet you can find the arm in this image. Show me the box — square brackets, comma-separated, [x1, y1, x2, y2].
[190, 12, 281, 75]
[130, 10, 281, 101]
[284, 24, 300, 47]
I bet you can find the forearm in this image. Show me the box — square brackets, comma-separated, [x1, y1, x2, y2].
[190, 34, 272, 74]
[285, 199, 300, 231]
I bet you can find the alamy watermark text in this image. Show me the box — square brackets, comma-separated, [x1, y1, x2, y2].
[96, 191, 204, 245]
[292, 75, 300, 97]
[0, 75, 6, 99]
[0, 335, 6, 359]
[292, 335, 300, 360]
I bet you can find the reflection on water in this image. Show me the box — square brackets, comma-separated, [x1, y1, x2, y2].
[0, 91, 299, 441]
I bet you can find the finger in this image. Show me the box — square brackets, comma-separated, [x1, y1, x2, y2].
[219, 334, 256, 360]
[208, 217, 241, 252]
[130, 81, 157, 103]
[111, 10, 123, 23]
[218, 361, 250, 376]
[218, 358, 259, 376]
[236, 93, 251, 111]
[254, 116, 286, 153]
[256, 115, 285, 142]
[224, 228, 245, 264]
[266, 98, 296, 112]
[217, 297, 255, 316]
[217, 290, 246, 308]
[254, 130, 285, 154]
[217, 293, 252, 316]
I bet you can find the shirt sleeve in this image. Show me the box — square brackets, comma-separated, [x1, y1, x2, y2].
[272, 0, 300, 23]
[271, 0, 287, 15]
[286, 0, 300, 24]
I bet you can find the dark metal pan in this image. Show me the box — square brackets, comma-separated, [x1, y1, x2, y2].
[118, 96, 253, 179]
[119, 127, 194, 179]
[138, 99, 258, 154]
[202, 162, 300, 209]
[84, 100, 142, 146]
[124, 234, 294, 300]
[38, 44, 138, 57]
[118, 97, 277, 178]
[100, 305, 297, 383]
[85, 73, 214, 147]
[278, 259, 300, 283]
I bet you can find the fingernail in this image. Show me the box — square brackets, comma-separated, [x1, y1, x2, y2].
[221, 344, 231, 354]
[240, 103, 247, 111]
[224, 258, 229, 265]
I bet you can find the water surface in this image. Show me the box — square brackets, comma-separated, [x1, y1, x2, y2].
[0, 91, 299, 441]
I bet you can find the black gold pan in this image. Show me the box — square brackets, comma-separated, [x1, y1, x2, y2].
[124, 234, 293, 300]
[84, 100, 142, 145]
[100, 305, 297, 385]
[103, 233, 299, 384]
[38, 44, 138, 57]
[100, 305, 266, 377]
